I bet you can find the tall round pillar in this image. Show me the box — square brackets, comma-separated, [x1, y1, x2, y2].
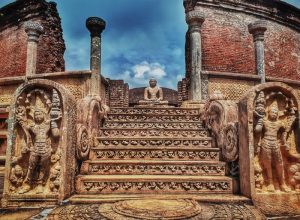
[86, 17, 106, 95]
[24, 21, 44, 76]
[248, 21, 267, 83]
[186, 11, 205, 101]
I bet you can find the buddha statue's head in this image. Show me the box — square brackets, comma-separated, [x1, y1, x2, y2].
[149, 78, 157, 88]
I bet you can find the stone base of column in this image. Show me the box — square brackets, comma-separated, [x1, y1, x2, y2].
[181, 100, 206, 109]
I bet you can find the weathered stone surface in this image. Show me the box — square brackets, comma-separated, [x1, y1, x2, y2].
[0, 0, 65, 77]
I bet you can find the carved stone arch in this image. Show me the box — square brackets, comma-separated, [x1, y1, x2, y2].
[2, 79, 77, 207]
[239, 82, 300, 215]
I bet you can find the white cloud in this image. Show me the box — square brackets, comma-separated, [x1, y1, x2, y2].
[132, 61, 166, 79]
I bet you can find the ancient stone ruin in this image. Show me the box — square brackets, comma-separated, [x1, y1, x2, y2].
[0, 0, 299, 219]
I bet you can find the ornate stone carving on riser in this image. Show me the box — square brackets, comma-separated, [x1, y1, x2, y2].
[76, 176, 233, 194]
[109, 108, 200, 115]
[104, 122, 203, 129]
[106, 114, 201, 122]
[96, 138, 212, 148]
[239, 82, 300, 215]
[80, 161, 226, 176]
[2, 79, 77, 207]
[90, 147, 220, 161]
[100, 129, 208, 138]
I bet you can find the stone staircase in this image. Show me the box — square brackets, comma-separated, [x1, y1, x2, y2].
[75, 107, 235, 196]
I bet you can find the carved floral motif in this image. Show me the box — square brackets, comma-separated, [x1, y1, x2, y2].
[109, 108, 200, 115]
[100, 129, 208, 138]
[97, 138, 211, 148]
[81, 181, 231, 193]
[93, 149, 219, 161]
[104, 122, 203, 129]
[107, 114, 201, 122]
[86, 163, 225, 175]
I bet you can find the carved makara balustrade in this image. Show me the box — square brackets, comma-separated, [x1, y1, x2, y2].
[2, 79, 77, 207]
[239, 82, 300, 215]
[76, 95, 109, 161]
[203, 91, 239, 176]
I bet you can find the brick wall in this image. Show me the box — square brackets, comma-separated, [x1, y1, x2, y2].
[0, 0, 65, 78]
[184, 0, 300, 80]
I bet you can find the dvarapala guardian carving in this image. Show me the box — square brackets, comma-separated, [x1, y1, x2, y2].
[9, 88, 62, 194]
[253, 90, 300, 192]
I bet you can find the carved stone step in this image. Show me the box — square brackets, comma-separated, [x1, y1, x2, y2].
[96, 137, 212, 148]
[109, 107, 201, 116]
[106, 114, 201, 123]
[90, 146, 220, 161]
[80, 160, 226, 176]
[100, 128, 209, 138]
[76, 175, 233, 194]
[103, 121, 203, 129]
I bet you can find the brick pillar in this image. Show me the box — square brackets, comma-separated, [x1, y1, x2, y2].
[86, 17, 106, 95]
[248, 21, 267, 83]
[24, 21, 44, 76]
[186, 10, 205, 101]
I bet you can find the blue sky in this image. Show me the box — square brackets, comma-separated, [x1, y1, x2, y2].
[0, 0, 299, 89]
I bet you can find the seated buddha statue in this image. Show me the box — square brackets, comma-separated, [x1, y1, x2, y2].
[138, 78, 168, 106]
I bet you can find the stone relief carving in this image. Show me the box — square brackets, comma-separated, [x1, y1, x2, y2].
[76, 95, 109, 161]
[203, 91, 239, 164]
[9, 88, 62, 194]
[253, 90, 300, 193]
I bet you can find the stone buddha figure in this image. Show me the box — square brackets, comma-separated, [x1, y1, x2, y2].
[139, 78, 168, 106]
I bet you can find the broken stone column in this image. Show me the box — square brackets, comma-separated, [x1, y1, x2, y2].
[86, 17, 106, 95]
[186, 10, 205, 101]
[248, 21, 267, 83]
[24, 21, 44, 76]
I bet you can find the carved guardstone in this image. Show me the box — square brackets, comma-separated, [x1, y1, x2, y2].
[2, 79, 77, 207]
[239, 82, 300, 215]
[138, 79, 168, 106]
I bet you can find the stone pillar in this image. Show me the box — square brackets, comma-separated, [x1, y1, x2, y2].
[86, 17, 106, 95]
[24, 21, 44, 76]
[86, 17, 106, 74]
[248, 21, 267, 83]
[186, 10, 205, 101]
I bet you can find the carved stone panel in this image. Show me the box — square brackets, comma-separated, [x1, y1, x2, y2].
[2, 79, 77, 207]
[239, 82, 300, 215]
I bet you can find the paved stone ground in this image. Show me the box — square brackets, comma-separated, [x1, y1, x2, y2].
[0, 200, 298, 220]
